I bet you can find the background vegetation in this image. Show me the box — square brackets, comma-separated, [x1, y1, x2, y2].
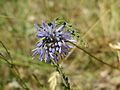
[0, 0, 120, 89]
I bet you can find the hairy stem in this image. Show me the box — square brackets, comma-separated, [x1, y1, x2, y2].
[50, 59, 71, 90]
[70, 42, 120, 71]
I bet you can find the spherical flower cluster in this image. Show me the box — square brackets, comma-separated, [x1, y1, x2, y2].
[32, 20, 76, 63]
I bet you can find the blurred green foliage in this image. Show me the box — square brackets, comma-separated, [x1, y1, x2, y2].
[0, 0, 120, 89]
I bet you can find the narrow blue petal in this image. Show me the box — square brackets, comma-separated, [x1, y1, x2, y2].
[37, 34, 45, 38]
[35, 31, 41, 33]
[56, 33, 60, 37]
[62, 35, 71, 38]
[64, 45, 69, 49]
[34, 24, 43, 31]
[41, 48, 45, 54]
[56, 25, 65, 32]
[42, 20, 46, 28]
[32, 51, 38, 56]
[56, 32, 63, 36]
[49, 34, 53, 38]
[65, 44, 73, 49]
[35, 31, 45, 34]
[44, 53, 48, 62]
[40, 54, 43, 61]
[66, 39, 76, 43]
[64, 50, 69, 53]
[39, 48, 45, 61]
[32, 48, 38, 52]
[37, 41, 43, 47]
[35, 31, 46, 36]
[53, 21, 56, 29]
[68, 45, 74, 48]
[37, 47, 42, 53]
[47, 25, 53, 31]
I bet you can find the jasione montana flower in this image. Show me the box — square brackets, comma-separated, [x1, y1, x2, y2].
[32, 20, 76, 63]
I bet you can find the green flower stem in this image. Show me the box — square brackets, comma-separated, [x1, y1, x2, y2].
[50, 58, 71, 90]
[70, 42, 120, 71]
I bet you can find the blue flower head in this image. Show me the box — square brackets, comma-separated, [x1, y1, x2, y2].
[32, 20, 76, 63]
